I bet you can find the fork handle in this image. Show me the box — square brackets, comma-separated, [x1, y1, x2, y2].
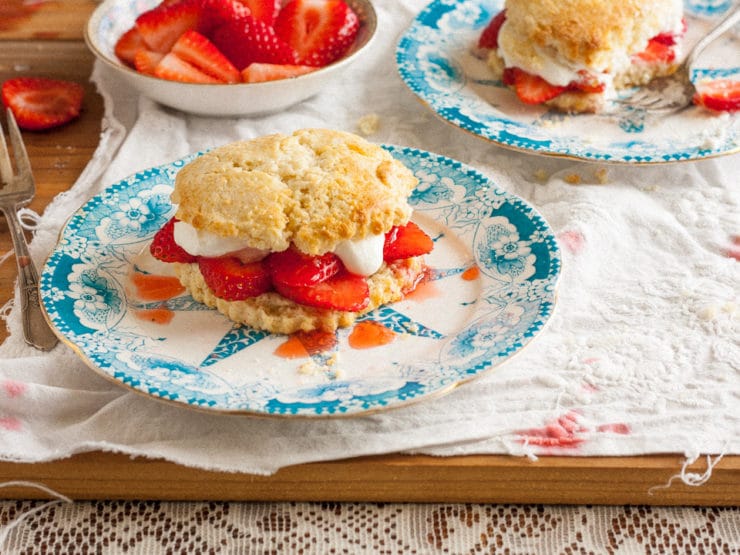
[686, 6, 740, 69]
[1, 205, 58, 351]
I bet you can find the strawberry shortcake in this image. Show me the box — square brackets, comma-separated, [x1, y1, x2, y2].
[149, 129, 432, 334]
[478, 0, 687, 113]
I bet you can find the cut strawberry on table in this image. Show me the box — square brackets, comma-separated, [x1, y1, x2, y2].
[150, 218, 199, 263]
[199, 256, 273, 300]
[267, 246, 341, 287]
[383, 222, 434, 262]
[114, 27, 147, 66]
[212, 15, 297, 69]
[478, 9, 506, 50]
[171, 30, 240, 82]
[135, 0, 204, 53]
[274, 0, 359, 67]
[154, 52, 224, 83]
[693, 78, 740, 113]
[1, 77, 84, 131]
[237, 0, 281, 26]
[240, 62, 316, 82]
[503, 67, 566, 104]
[274, 270, 369, 311]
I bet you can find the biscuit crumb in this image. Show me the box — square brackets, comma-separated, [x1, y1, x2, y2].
[595, 167, 609, 184]
[298, 360, 321, 375]
[564, 173, 582, 185]
[357, 114, 380, 136]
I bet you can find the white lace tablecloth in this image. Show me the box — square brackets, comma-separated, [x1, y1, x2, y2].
[0, 0, 738, 480]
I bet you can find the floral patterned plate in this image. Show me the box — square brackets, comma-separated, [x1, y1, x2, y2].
[396, 0, 739, 163]
[40, 146, 560, 417]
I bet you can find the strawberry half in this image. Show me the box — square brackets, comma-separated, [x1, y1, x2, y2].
[199, 256, 273, 300]
[212, 15, 297, 69]
[135, 0, 204, 53]
[273, 270, 369, 312]
[383, 222, 434, 262]
[154, 52, 224, 83]
[478, 9, 506, 50]
[171, 30, 240, 83]
[240, 62, 316, 82]
[503, 67, 566, 104]
[693, 78, 740, 113]
[200, 0, 251, 33]
[274, 0, 359, 67]
[114, 27, 147, 66]
[150, 218, 198, 263]
[134, 49, 165, 75]
[1, 77, 84, 131]
[237, 0, 281, 25]
[267, 246, 341, 287]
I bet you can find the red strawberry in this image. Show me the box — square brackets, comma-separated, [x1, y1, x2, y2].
[135, 0, 204, 53]
[634, 38, 675, 64]
[267, 246, 341, 287]
[154, 52, 224, 83]
[478, 9, 506, 49]
[114, 27, 147, 66]
[274, 0, 359, 67]
[651, 18, 687, 46]
[212, 15, 297, 69]
[383, 222, 434, 262]
[274, 270, 369, 311]
[198, 256, 273, 300]
[150, 218, 198, 263]
[568, 70, 605, 94]
[171, 30, 240, 83]
[693, 78, 740, 113]
[240, 62, 316, 82]
[237, 0, 281, 25]
[134, 49, 165, 75]
[1, 77, 84, 131]
[200, 0, 251, 33]
[504, 67, 566, 104]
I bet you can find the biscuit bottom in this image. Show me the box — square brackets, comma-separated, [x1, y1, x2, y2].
[174, 257, 426, 335]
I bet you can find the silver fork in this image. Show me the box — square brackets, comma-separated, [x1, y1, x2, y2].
[0, 108, 58, 350]
[616, 6, 740, 113]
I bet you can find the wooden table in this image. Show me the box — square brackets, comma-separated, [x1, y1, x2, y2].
[0, 0, 737, 506]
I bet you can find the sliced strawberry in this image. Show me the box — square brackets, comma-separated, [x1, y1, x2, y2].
[212, 15, 297, 69]
[171, 30, 240, 83]
[693, 78, 740, 113]
[135, 0, 204, 53]
[504, 67, 566, 104]
[198, 256, 272, 300]
[266, 246, 341, 287]
[478, 9, 506, 49]
[200, 0, 251, 33]
[153, 52, 224, 83]
[134, 49, 165, 75]
[237, 0, 281, 25]
[383, 222, 434, 262]
[274, 270, 369, 311]
[651, 18, 687, 46]
[114, 27, 147, 66]
[1, 77, 84, 131]
[274, 0, 359, 67]
[240, 62, 316, 82]
[150, 218, 198, 263]
[568, 70, 605, 94]
[634, 38, 675, 64]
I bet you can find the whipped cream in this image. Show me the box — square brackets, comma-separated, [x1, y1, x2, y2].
[174, 220, 261, 258]
[334, 233, 385, 277]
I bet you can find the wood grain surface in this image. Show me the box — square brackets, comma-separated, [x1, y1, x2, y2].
[0, 0, 737, 506]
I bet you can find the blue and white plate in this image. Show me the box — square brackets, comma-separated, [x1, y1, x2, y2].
[397, 0, 739, 163]
[40, 147, 560, 417]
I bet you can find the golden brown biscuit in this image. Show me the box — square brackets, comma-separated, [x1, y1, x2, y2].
[172, 128, 417, 255]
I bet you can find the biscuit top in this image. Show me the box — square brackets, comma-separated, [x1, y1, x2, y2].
[171, 128, 418, 255]
[498, 0, 683, 75]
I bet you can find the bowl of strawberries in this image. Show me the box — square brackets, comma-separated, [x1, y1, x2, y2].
[85, 0, 376, 116]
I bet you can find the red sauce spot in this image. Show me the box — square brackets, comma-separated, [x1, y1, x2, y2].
[516, 410, 587, 450]
[404, 269, 440, 301]
[597, 423, 631, 434]
[131, 272, 184, 301]
[348, 320, 396, 349]
[557, 230, 585, 254]
[274, 330, 337, 359]
[461, 265, 480, 281]
[726, 237, 740, 261]
[134, 308, 175, 325]
[2, 380, 27, 398]
[0, 417, 22, 431]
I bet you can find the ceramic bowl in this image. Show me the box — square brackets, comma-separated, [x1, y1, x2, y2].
[85, 0, 377, 117]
